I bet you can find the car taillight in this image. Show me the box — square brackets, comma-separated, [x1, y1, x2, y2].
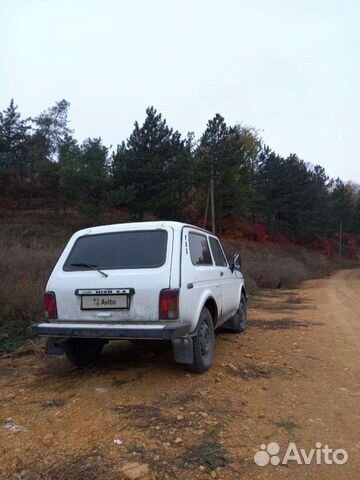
[44, 291, 57, 320]
[159, 289, 179, 320]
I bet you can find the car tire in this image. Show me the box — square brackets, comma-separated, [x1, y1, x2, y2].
[187, 306, 215, 373]
[223, 292, 247, 333]
[64, 339, 104, 367]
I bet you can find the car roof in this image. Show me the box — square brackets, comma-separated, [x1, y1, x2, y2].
[73, 221, 213, 237]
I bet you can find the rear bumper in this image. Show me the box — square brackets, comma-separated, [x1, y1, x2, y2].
[31, 321, 191, 341]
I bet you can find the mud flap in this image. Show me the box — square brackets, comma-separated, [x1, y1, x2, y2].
[172, 336, 194, 364]
[223, 312, 239, 330]
[46, 338, 66, 356]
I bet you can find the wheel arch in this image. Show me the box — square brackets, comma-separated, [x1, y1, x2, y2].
[189, 292, 220, 334]
[241, 285, 247, 302]
[203, 296, 218, 327]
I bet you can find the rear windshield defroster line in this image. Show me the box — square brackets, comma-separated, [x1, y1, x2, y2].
[63, 230, 168, 271]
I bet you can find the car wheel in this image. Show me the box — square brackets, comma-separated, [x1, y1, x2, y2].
[223, 292, 247, 333]
[187, 306, 215, 373]
[64, 338, 104, 367]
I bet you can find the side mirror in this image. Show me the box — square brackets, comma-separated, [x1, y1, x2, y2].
[230, 253, 241, 273]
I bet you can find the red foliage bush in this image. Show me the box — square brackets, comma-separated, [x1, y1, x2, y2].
[342, 233, 360, 260]
[268, 232, 292, 245]
[313, 236, 337, 257]
[243, 223, 269, 243]
[220, 217, 244, 239]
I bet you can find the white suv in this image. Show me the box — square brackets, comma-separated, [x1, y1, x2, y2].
[33, 221, 247, 373]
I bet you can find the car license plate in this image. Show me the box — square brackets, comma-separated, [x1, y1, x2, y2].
[81, 294, 129, 310]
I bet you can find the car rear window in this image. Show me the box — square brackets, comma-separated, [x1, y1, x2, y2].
[63, 230, 168, 270]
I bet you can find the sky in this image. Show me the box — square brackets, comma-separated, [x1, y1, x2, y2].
[1, 0, 359, 182]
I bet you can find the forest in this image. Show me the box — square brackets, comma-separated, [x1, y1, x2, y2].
[0, 98, 359, 257]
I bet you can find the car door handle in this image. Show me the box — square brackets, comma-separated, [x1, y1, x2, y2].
[220, 271, 224, 277]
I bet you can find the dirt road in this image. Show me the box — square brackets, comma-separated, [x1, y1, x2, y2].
[0, 269, 359, 480]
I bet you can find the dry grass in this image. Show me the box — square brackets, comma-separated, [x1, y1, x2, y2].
[0, 243, 60, 349]
[180, 427, 230, 471]
[0, 214, 64, 350]
[223, 239, 355, 293]
[28, 453, 108, 480]
[250, 318, 317, 330]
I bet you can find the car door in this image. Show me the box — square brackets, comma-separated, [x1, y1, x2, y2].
[180, 229, 222, 328]
[208, 236, 239, 323]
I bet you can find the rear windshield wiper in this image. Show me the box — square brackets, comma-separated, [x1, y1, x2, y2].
[70, 262, 108, 278]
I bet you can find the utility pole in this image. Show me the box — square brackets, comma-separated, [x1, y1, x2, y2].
[339, 221, 343, 258]
[203, 184, 210, 229]
[210, 164, 215, 234]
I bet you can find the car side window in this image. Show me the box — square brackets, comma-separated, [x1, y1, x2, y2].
[209, 237, 228, 267]
[189, 232, 213, 266]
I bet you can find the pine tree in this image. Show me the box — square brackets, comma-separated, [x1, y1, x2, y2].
[197, 115, 258, 227]
[112, 107, 191, 219]
[58, 134, 82, 216]
[25, 99, 71, 207]
[0, 99, 29, 202]
[77, 138, 109, 219]
[329, 180, 355, 233]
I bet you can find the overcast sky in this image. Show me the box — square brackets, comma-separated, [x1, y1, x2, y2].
[1, 0, 359, 182]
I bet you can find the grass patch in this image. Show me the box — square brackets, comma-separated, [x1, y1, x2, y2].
[274, 419, 297, 434]
[112, 378, 130, 387]
[250, 318, 313, 330]
[285, 295, 305, 304]
[249, 318, 324, 330]
[180, 428, 230, 471]
[0, 332, 26, 353]
[250, 292, 309, 311]
[42, 398, 67, 409]
[115, 403, 172, 430]
[31, 454, 107, 480]
[158, 389, 197, 407]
